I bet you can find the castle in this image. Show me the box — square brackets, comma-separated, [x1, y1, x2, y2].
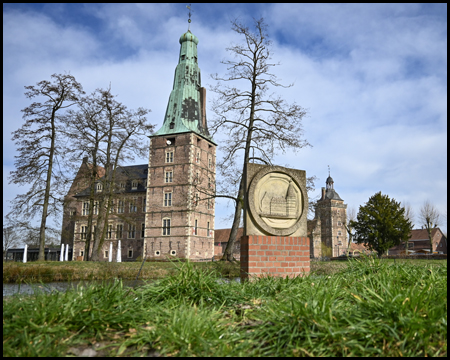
[309, 174, 348, 258]
[61, 29, 216, 261]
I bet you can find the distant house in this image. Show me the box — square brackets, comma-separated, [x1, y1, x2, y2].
[388, 228, 447, 255]
[214, 228, 243, 260]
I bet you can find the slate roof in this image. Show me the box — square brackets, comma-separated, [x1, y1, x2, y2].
[324, 189, 343, 201]
[74, 164, 148, 197]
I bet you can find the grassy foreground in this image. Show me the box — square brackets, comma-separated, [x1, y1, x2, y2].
[3, 257, 447, 357]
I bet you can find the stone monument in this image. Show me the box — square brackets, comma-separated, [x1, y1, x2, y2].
[241, 163, 310, 279]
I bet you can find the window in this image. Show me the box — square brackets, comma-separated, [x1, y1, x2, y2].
[208, 158, 212, 169]
[131, 180, 138, 190]
[128, 249, 133, 258]
[82, 202, 89, 216]
[338, 221, 342, 226]
[93, 201, 99, 215]
[120, 182, 126, 189]
[166, 151, 174, 163]
[104, 250, 109, 258]
[207, 221, 210, 237]
[208, 177, 212, 189]
[440, 243, 443, 247]
[128, 224, 136, 239]
[170, 250, 177, 256]
[181, 54, 185, 61]
[194, 193, 199, 206]
[141, 223, 145, 238]
[163, 219, 171, 236]
[81, 226, 87, 240]
[338, 231, 342, 236]
[116, 224, 123, 239]
[70, 209, 76, 216]
[194, 219, 198, 235]
[155, 250, 161, 256]
[165, 171, 173, 183]
[109, 200, 114, 213]
[207, 198, 211, 210]
[96, 183, 103, 192]
[107, 225, 113, 239]
[129, 199, 137, 213]
[80, 250, 84, 257]
[195, 151, 200, 163]
[143, 198, 146, 213]
[118, 200, 124, 213]
[164, 192, 172, 207]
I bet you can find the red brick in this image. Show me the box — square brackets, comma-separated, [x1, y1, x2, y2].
[281, 262, 288, 267]
[273, 262, 281, 267]
[257, 262, 265, 267]
[268, 268, 277, 273]
[260, 256, 268, 262]
[277, 268, 285, 273]
[261, 245, 268, 250]
[265, 262, 273, 268]
[268, 256, 276, 261]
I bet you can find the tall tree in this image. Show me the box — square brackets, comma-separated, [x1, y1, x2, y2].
[350, 192, 412, 258]
[8, 74, 85, 260]
[63, 87, 152, 261]
[210, 18, 310, 261]
[419, 201, 440, 254]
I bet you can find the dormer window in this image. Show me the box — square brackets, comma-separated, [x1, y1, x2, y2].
[194, 56, 197, 63]
[131, 180, 138, 190]
[96, 183, 103, 192]
[181, 55, 185, 61]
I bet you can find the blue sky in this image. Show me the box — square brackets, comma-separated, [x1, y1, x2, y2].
[3, 3, 447, 234]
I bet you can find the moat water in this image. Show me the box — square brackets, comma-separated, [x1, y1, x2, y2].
[3, 277, 241, 297]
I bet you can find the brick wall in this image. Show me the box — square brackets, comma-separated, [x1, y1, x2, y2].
[240, 235, 310, 280]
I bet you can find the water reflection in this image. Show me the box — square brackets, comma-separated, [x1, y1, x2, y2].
[3, 279, 148, 297]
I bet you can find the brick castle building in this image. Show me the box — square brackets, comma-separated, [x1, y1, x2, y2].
[61, 29, 216, 261]
[309, 173, 348, 258]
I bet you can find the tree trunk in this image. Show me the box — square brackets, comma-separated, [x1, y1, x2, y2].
[38, 109, 56, 261]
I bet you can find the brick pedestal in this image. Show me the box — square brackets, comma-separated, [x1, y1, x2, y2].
[240, 235, 310, 280]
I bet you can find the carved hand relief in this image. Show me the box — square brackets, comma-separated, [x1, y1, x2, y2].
[247, 166, 306, 236]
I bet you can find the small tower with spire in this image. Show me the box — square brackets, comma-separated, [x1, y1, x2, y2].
[144, 17, 216, 260]
[310, 168, 347, 258]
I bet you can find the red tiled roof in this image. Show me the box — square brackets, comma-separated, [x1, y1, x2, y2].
[214, 228, 244, 243]
[409, 228, 439, 241]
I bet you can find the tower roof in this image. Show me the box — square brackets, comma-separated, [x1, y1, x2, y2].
[154, 30, 215, 143]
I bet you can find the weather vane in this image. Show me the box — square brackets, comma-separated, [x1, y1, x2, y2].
[187, 4, 192, 30]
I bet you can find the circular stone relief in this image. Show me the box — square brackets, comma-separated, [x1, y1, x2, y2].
[248, 166, 306, 236]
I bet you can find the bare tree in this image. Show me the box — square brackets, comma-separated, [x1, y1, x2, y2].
[210, 18, 310, 261]
[8, 74, 85, 260]
[343, 206, 356, 250]
[63, 87, 153, 261]
[419, 201, 440, 254]
[401, 201, 415, 253]
[3, 226, 21, 260]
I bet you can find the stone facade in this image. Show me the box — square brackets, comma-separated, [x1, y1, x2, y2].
[310, 175, 347, 258]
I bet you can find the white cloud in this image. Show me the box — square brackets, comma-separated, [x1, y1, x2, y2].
[3, 4, 447, 233]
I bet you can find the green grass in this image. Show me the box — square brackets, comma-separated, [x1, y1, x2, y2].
[3, 256, 447, 357]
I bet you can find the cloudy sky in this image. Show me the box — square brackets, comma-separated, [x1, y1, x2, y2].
[3, 3, 447, 234]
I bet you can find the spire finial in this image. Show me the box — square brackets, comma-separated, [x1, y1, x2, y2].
[328, 165, 330, 177]
[187, 4, 192, 30]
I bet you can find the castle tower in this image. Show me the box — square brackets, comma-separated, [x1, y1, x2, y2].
[312, 171, 347, 258]
[144, 29, 217, 260]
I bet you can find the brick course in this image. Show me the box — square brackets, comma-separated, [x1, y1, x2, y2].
[241, 235, 310, 279]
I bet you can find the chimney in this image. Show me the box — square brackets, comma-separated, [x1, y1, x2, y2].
[82, 156, 88, 164]
[321, 187, 326, 200]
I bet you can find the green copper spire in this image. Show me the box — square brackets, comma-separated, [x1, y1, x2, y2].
[154, 30, 214, 143]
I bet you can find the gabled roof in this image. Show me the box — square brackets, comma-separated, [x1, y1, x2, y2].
[214, 228, 244, 243]
[409, 228, 440, 241]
